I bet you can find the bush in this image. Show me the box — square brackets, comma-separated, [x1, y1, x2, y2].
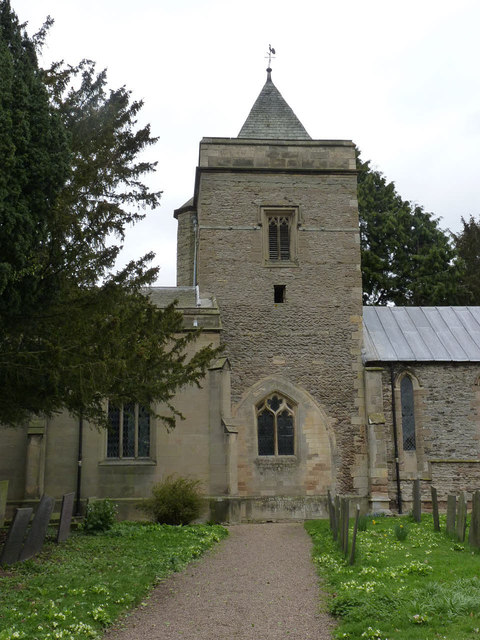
[139, 476, 204, 525]
[394, 522, 408, 541]
[83, 498, 118, 534]
[358, 515, 369, 531]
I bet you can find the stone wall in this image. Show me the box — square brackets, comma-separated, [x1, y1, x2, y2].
[372, 364, 480, 509]
[175, 208, 196, 287]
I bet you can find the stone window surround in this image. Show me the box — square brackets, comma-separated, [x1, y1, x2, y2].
[260, 206, 299, 267]
[105, 402, 152, 461]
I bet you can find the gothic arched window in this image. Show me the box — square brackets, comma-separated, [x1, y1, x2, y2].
[257, 394, 295, 456]
[400, 375, 416, 451]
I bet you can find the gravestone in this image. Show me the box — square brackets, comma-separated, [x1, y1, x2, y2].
[469, 491, 480, 549]
[0, 480, 8, 528]
[412, 478, 421, 523]
[341, 497, 350, 556]
[456, 492, 467, 542]
[330, 499, 337, 541]
[431, 486, 440, 531]
[327, 490, 334, 532]
[335, 495, 341, 545]
[446, 494, 456, 537]
[56, 492, 75, 543]
[0, 507, 32, 565]
[19, 494, 55, 561]
[349, 504, 360, 565]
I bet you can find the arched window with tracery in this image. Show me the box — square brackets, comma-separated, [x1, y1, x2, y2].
[256, 394, 295, 456]
[400, 375, 416, 451]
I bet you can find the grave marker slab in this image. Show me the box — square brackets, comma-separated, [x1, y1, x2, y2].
[342, 497, 350, 556]
[469, 491, 480, 549]
[56, 492, 75, 543]
[456, 492, 467, 542]
[412, 478, 421, 523]
[446, 494, 456, 537]
[0, 507, 32, 565]
[330, 499, 337, 541]
[431, 486, 440, 531]
[334, 495, 341, 545]
[19, 494, 55, 561]
[349, 504, 360, 565]
[0, 480, 8, 528]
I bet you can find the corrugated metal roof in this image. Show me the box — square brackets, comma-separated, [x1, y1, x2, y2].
[363, 306, 480, 363]
[238, 70, 311, 140]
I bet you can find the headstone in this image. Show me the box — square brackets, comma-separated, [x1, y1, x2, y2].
[456, 492, 467, 542]
[337, 498, 343, 550]
[56, 492, 75, 543]
[330, 499, 337, 541]
[342, 497, 350, 557]
[0, 480, 8, 528]
[0, 507, 32, 565]
[335, 495, 341, 546]
[19, 494, 55, 561]
[327, 490, 333, 531]
[431, 486, 440, 531]
[412, 478, 421, 523]
[446, 494, 456, 537]
[349, 504, 360, 565]
[469, 491, 480, 549]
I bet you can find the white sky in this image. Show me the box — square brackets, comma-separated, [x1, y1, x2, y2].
[12, 0, 480, 285]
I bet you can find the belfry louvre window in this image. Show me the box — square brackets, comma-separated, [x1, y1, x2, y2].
[400, 376, 416, 451]
[257, 394, 295, 456]
[261, 207, 298, 265]
[107, 403, 150, 458]
[268, 215, 291, 260]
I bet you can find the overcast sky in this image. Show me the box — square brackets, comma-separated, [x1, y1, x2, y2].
[12, 0, 480, 285]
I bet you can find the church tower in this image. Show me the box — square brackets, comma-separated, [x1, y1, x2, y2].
[176, 67, 367, 518]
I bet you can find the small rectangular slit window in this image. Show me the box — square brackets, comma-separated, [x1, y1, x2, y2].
[274, 285, 286, 303]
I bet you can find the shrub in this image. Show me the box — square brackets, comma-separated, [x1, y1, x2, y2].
[394, 522, 408, 541]
[139, 476, 204, 525]
[83, 498, 118, 534]
[358, 515, 369, 531]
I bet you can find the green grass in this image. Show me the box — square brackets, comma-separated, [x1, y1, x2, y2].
[306, 515, 480, 640]
[0, 522, 228, 640]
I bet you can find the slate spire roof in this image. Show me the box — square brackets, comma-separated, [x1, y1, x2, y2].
[238, 68, 311, 140]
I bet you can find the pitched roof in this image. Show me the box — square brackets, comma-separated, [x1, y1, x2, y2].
[363, 306, 480, 363]
[238, 69, 311, 140]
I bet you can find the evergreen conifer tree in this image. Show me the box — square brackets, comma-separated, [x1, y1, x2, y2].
[357, 151, 462, 306]
[0, 2, 218, 427]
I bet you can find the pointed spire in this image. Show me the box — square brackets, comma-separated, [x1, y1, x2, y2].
[238, 68, 311, 140]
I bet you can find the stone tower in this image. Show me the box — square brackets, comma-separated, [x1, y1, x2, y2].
[176, 69, 367, 518]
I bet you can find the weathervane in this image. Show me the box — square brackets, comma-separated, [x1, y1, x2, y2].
[266, 44, 276, 70]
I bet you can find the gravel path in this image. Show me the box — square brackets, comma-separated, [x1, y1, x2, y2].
[104, 523, 335, 640]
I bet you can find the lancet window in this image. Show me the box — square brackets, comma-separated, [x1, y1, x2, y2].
[400, 376, 416, 451]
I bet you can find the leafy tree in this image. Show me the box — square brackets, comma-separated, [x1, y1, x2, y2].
[357, 151, 462, 305]
[453, 216, 480, 304]
[0, 2, 218, 427]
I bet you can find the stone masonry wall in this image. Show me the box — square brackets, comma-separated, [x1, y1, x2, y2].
[176, 209, 195, 287]
[195, 140, 366, 496]
[380, 364, 480, 507]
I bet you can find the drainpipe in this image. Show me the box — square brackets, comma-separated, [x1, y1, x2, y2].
[75, 413, 83, 516]
[192, 213, 198, 287]
[390, 364, 403, 514]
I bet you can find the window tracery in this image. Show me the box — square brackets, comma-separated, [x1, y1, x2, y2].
[256, 393, 295, 456]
